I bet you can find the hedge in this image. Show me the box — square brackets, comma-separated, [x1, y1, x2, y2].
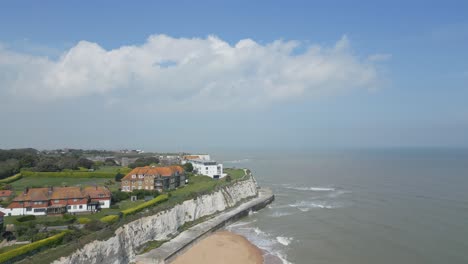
[16, 215, 36, 222]
[77, 217, 91, 224]
[21, 170, 115, 178]
[0, 231, 69, 263]
[121, 194, 169, 217]
[100, 215, 119, 224]
[0, 173, 22, 183]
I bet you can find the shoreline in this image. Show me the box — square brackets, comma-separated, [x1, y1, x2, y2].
[136, 187, 274, 263]
[171, 231, 263, 264]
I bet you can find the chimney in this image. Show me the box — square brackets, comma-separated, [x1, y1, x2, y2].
[23, 187, 29, 195]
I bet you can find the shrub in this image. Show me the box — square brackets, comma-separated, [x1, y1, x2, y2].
[62, 213, 75, 221]
[100, 215, 119, 224]
[121, 194, 169, 217]
[0, 231, 68, 263]
[16, 215, 36, 222]
[0, 173, 22, 184]
[110, 204, 119, 209]
[77, 217, 91, 224]
[111, 190, 129, 203]
[84, 220, 106, 231]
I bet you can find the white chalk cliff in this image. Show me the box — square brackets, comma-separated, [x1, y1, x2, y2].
[52, 178, 258, 264]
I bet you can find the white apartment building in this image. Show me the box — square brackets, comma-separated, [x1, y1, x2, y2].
[191, 159, 224, 179]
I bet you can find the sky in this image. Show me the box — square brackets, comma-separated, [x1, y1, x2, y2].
[0, 0, 467, 151]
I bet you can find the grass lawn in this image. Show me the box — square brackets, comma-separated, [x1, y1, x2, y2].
[81, 199, 147, 221]
[10, 177, 120, 192]
[224, 168, 246, 180]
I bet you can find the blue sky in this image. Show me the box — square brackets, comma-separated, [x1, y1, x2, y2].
[0, 1, 467, 151]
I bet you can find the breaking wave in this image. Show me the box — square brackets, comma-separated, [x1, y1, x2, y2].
[289, 200, 337, 211]
[277, 236, 293, 246]
[270, 210, 294, 218]
[285, 186, 335, 192]
[226, 224, 293, 264]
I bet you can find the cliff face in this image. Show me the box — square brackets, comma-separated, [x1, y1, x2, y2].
[53, 178, 258, 264]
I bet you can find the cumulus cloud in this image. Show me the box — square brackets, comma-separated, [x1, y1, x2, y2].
[0, 34, 385, 110]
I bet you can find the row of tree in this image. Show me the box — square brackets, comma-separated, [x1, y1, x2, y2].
[0, 148, 96, 179]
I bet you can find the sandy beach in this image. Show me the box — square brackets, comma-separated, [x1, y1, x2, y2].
[171, 231, 264, 264]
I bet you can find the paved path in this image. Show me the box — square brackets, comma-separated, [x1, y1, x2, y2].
[136, 188, 274, 264]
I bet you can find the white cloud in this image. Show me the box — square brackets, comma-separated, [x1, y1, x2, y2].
[0, 34, 385, 110]
[368, 53, 392, 62]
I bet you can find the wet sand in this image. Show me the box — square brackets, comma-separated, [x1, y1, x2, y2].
[171, 231, 264, 264]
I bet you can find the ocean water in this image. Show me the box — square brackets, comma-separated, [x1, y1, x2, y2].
[216, 149, 468, 264]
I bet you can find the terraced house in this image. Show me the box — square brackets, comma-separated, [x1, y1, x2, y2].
[120, 165, 185, 192]
[1, 186, 111, 216]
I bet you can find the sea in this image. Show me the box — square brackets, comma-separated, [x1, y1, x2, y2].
[213, 148, 468, 264]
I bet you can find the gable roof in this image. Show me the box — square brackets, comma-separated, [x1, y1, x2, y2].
[123, 165, 185, 180]
[0, 190, 12, 197]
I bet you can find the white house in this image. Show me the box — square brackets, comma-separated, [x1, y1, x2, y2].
[191, 159, 224, 179]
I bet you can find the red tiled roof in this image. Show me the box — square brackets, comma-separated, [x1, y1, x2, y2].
[7, 186, 111, 208]
[122, 166, 185, 180]
[0, 190, 12, 197]
[83, 186, 111, 199]
[0, 211, 5, 216]
[49, 187, 84, 199]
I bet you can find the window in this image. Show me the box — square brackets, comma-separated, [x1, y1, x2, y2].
[79, 205, 83, 209]
[34, 208, 46, 213]
[98, 194, 105, 198]
[73, 198, 77, 202]
[73, 205, 77, 209]
[132, 175, 136, 178]
[67, 206, 71, 209]
[54, 200, 59, 203]
[26, 207, 32, 211]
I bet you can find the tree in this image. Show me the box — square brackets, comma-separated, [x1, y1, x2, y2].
[111, 191, 130, 203]
[104, 158, 117, 166]
[115, 173, 124, 182]
[128, 157, 160, 168]
[183, 162, 193, 172]
[77, 158, 94, 169]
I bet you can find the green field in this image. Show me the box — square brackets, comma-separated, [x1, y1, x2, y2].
[11, 177, 120, 193]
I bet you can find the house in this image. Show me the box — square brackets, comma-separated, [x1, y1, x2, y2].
[191, 159, 224, 179]
[121, 165, 185, 193]
[181, 154, 211, 164]
[0, 190, 13, 201]
[1, 186, 111, 216]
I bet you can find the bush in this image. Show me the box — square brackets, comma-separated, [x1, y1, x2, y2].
[16, 215, 36, 222]
[111, 190, 129, 203]
[131, 189, 159, 200]
[84, 220, 106, 231]
[0, 173, 22, 184]
[110, 204, 119, 209]
[115, 173, 124, 182]
[77, 217, 91, 224]
[100, 215, 119, 224]
[121, 194, 169, 217]
[62, 213, 75, 221]
[0, 231, 69, 263]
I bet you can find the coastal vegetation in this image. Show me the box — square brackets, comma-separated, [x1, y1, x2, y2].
[8, 168, 249, 264]
[0, 231, 70, 263]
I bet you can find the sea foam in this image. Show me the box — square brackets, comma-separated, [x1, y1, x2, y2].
[277, 236, 293, 246]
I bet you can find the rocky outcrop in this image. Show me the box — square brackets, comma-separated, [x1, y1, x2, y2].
[52, 178, 258, 264]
